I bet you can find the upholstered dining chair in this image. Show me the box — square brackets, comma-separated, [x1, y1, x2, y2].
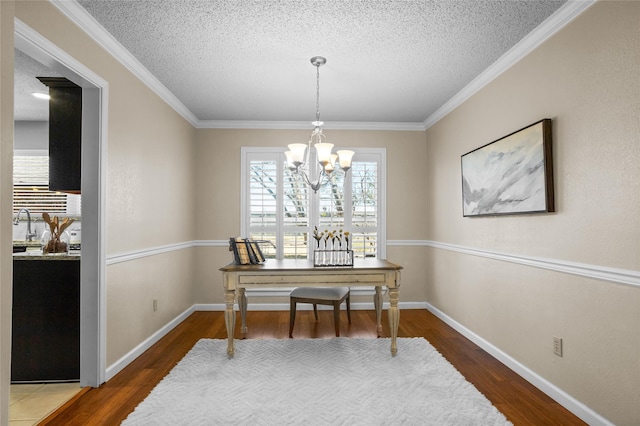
[289, 286, 351, 337]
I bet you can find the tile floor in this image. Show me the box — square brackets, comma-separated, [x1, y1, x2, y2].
[9, 382, 81, 426]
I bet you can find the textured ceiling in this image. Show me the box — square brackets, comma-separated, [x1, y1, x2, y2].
[75, 0, 566, 125]
[16, 0, 571, 126]
[14, 50, 62, 121]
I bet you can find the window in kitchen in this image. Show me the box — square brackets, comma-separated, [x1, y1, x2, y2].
[13, 154, 81, 215]
[241, 147, 385, 260]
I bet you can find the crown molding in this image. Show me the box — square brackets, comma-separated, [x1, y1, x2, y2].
[196, 120, 311, 130]
[196, 120, 426, 131]
[315, 121, 426, 132]
[51, 0, 200, 127]
[423, 0, 597, 130]
[51, 0, 425, 132]
[52, 0, 594, 133]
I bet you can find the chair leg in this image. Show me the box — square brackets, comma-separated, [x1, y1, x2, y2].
[313, 304, 319, 321]
[333, 301, 341, 337]
[346, 294, 351, 324]
[289, 299, 296, 338]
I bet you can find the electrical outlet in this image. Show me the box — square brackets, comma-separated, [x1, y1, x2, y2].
[553, 337, 563, 357]
[153, 299, 158, 312]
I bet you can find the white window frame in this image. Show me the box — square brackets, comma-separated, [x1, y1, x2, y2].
[241, 147, 386, 259]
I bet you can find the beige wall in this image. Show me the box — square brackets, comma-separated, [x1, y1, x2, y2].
[425, 2, 640, 424]
[13, 0, 198, 368]
[106, 249, 196, 365]
[193, 128, 429, 305]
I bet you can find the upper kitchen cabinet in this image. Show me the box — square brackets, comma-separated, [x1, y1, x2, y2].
[37, 77, 82, 193]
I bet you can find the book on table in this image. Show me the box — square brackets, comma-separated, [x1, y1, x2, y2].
[229, 237, 265, 265]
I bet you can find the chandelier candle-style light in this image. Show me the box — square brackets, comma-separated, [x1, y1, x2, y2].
[285, 56, 355, 193]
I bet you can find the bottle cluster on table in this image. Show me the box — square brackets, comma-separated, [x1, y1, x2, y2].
[312, 227, 353, 266]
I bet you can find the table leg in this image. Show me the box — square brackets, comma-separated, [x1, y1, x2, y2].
[238, 287, 248, 335]
[374, 286, 383, 336]
[224, 290, 236, 358]
[388, 287, 400, 356]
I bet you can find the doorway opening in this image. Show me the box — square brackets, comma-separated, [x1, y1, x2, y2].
[14, 18, 107, 388]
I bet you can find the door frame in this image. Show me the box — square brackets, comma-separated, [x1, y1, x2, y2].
[14, 18, 107, 387]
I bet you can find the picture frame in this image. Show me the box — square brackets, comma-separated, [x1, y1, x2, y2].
[461, 119, 554, 217]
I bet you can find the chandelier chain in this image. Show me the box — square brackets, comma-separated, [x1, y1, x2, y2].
[315, 63, 321, 123]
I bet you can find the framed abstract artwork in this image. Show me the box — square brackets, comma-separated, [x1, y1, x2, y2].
[461, 119, 554, 217]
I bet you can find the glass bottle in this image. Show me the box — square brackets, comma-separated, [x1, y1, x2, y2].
[42, 229, 70, 254]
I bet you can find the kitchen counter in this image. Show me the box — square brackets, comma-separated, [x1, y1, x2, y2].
[13, 241, 80, 260]
[13, 252, 80, 260]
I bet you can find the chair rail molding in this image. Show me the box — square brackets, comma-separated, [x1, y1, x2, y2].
[105, 240, 227, 265]
[387, 239, 639, 289]
[106, 239, 639, 289]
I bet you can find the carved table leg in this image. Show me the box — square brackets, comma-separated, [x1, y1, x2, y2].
[224, 290, 236, 358]
[374, 286, 383, 336]
[388, 287, 400, 356]
[238, 287, 248, 335]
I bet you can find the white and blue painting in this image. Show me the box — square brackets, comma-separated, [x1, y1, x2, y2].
[462, 121, 551, 216]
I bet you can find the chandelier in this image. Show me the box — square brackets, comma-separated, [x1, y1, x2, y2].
[285, 56, 354, 193]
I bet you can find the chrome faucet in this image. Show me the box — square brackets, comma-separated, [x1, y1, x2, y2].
[14, 208, 38, 241]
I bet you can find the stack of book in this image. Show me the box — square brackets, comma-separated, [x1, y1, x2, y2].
[229, 237, 266, 265]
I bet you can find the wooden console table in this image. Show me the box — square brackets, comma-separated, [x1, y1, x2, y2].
[220, 259, 402, 357]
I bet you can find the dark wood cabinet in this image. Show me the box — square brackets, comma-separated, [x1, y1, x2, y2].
[11, 258, 80, 382]
[37, 77, 82, 193]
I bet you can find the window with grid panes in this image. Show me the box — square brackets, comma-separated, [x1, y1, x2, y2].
[241, 147, 385, 260]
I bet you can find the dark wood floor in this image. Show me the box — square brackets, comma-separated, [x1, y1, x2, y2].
[42, 309, 586, 425]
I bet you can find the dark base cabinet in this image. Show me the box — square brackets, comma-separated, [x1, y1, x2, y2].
[12, 258, 80, 382]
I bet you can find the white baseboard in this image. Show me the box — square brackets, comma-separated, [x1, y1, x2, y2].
[105, 298, 614, 426]
[194, 301, 427, 311]
[105, 305, 195, 381]
[425, 302, 613, 426]
[106, 302, 614, 425]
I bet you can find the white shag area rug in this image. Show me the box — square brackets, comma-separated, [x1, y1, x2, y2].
[122, 338, 512, 425]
